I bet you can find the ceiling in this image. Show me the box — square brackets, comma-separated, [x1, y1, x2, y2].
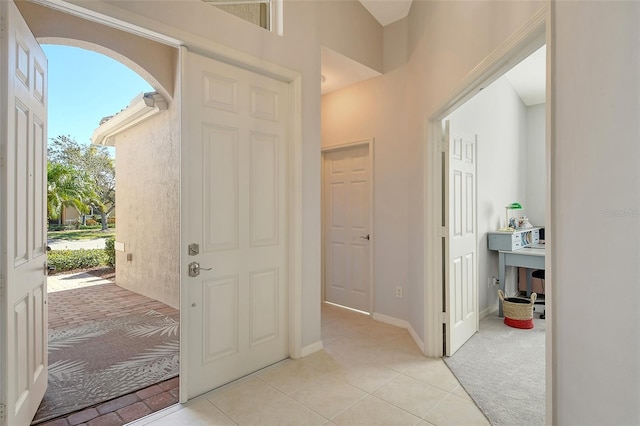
[504, 45, 546, 106]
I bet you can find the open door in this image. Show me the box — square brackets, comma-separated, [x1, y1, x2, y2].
[443, 120, 478, 356]
[181, 49, 290, 398]
[0, 1, 49, 424]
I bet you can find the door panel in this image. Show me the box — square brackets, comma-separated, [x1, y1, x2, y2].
[323, 145, 371, 312]
[1, 1, 49, 424]
[183, 51, 289, 399]
[445, 121, 478, 356]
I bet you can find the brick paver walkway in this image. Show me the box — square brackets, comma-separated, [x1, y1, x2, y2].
[37, 276, 180, 426]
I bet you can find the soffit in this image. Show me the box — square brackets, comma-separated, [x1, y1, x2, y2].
[358, 0, 413, 27]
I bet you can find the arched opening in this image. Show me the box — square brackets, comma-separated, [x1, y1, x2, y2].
[15, 3, 182, 425]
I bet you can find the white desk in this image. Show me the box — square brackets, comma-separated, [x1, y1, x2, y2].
[498, 247, 545, 317]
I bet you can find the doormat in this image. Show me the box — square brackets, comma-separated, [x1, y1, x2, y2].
[32, 310, 179, 424]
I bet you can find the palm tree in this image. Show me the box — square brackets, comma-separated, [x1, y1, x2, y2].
[47, 162, 102, 225]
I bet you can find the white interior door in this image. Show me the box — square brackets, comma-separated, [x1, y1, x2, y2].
[444, 120, 478, 356]
[182, 50, 289, 398]
[1, 1, 49, 424]
[323, 145, 371, 312]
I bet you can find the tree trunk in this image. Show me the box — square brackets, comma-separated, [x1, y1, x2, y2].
[100, 210, 108, 231]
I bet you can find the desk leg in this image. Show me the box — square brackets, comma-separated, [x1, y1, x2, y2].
[527, 269, 533, 296]
[498, 252, 505, 317]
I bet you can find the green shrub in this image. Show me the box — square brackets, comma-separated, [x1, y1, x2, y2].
[104, 237, 116, 267]
[78, 224, 102, 230]
[48, 249, 108, 273]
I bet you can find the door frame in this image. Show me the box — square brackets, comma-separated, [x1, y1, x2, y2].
[32, 0, 305, 405]
[321, 138, 375, 314]
[422, 2, 552, 420]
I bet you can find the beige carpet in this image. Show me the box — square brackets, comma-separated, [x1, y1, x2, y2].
[444, 315, 545, 426]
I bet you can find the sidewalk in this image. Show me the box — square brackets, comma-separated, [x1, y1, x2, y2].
[47, 238, 107, 250]
[48, 270, 113, 293]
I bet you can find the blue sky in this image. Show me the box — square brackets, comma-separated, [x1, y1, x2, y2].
[42, 44, 154, 147]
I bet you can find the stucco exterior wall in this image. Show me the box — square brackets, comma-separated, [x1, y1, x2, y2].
[112, 100, 180, 309]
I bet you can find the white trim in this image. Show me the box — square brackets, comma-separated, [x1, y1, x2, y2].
[425, 7, 548, 120]
[41, 0, 297, 83]
[423, 5, 548, 359]
[372, 313, 425, 353]
[91, 92, 168, 146]
[321, 138, 375, 314]
[33, 0, 183, 47]
[288, 75, 303, 360]
[544, 5, 554, 423]
[300, 341, 323, 357]
[177, 45, 188, 405]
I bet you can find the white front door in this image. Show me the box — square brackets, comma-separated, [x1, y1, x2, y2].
[1, 1, 49, 424]
[182, 50, 289, 398]
[444, 121, 478, 356]
[323, 144, 371, 312]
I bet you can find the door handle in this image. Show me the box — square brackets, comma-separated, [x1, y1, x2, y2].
[360, 234, 370, 241]
[188, 262, 213, 277]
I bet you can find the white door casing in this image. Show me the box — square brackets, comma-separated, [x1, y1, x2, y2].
[444, 120, 478, 356]
[322, 143, 372, 313]
[181, 50, 289, 398]
[0, 1, 49, 424]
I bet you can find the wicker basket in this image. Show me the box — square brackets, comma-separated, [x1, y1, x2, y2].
[498, 290, 536, 329]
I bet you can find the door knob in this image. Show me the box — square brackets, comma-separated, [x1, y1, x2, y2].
[188, 262, 213, 277]
[360, 234, 370, 241]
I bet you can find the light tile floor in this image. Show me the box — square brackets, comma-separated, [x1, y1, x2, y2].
[136, 303, 489, 426]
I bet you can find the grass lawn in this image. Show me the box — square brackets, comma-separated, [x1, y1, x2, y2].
[48, 229, 115, 241]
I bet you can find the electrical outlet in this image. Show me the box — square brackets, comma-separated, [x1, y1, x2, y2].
[396, 286, 403, 298]
[492, 277, 499, 286]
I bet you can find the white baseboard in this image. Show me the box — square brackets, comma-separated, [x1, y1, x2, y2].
[300, 340, 323, 357]
[480, 304, 498, 319]
[372, 312, 425, 353]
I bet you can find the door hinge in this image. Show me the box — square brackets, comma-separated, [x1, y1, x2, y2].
[440, 139, 449, 152]
[440, 312, 449, 324]
[439, 227, 448, 238]
[0, 403, 5, 421]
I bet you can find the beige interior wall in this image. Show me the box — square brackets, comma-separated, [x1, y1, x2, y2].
[322, 66, 409, 321]
[112, 101, 180, 309]
[552, 2, 640, 423]
[322, 1, 545, 338]
[404, 0, 545, 338]
[317, 0, 383, 73]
